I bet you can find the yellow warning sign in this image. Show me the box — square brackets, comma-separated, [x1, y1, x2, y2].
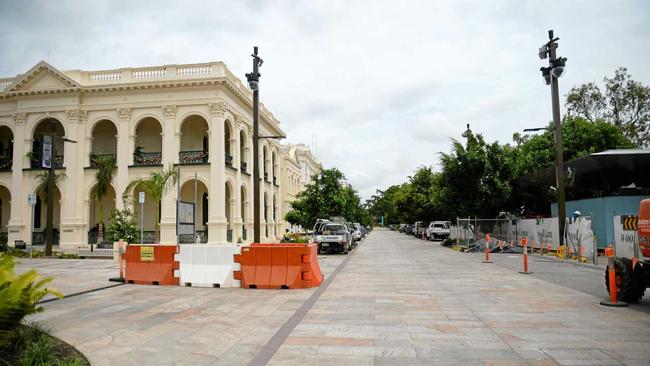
[621, 215, 638, 231]
[140, 246, 155, 261]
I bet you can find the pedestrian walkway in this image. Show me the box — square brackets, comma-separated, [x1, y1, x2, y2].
[268, 229, 650, 365]
[27, 231, 650, 365]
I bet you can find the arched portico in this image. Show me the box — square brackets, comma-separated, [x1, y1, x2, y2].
[179, 179, 209, 243]
[133, 117, 162, 166]
[88, 184, 116, 245]
[0, 185, 10, 246]
[32, 119, 65, 169]
[179, 115, 209, 164]
[0, 126, 13, 171]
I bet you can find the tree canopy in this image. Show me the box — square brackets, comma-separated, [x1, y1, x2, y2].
[284, 168, 372, 229]
[370, 115, 634, 224]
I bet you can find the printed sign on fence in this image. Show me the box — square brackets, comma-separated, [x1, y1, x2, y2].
[613, 215, 637, 259]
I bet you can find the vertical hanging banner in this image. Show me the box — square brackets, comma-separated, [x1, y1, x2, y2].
[42, 135, 52, 169]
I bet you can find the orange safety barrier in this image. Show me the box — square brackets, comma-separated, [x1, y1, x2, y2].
[233, 243, 324, 289]
[600, 246, 628, 307]
[124, 245, 179, 286]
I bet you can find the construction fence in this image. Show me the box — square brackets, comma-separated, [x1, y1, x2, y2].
[450, 216, 598, 263]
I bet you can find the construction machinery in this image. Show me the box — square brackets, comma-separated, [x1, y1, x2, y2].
[606, 199, 650, 302]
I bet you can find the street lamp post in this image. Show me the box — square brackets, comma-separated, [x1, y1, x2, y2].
[538, 29, 568, 252]
[246, 47, 263, 243]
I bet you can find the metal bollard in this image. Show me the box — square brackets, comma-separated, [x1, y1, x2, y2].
[483, 233, 492, 263]
[600, 246, 627, 307]
[519, 237, 532, 274]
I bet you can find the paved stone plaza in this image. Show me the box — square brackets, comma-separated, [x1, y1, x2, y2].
[23, 230, 650, 365]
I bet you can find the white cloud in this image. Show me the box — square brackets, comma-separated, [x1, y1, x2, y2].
[1, 0, 649, 199]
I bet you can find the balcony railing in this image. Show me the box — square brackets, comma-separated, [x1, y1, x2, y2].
[89, 153, 116, 168]
[242, 227, 247, 241]
[0, 157, 11, 171]
[264, 171, 268, 181]
[179, 150, 208, 164]
[225, 153, 233, 166]
[133, 151, 162, 166]
[227, 229, 233, 243]
[30, 152, 63, 169]
[273, 176, 277, 185]
[240, 161, 247, 173]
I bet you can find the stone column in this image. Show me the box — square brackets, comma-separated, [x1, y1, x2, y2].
[207, 101, 228, 243]
[114, 108, 132, 211]
[59, 109, 86, 251]
[7, 113, 27, 247]
[159, 105, 177, 245]
[233, 117, 243, 243]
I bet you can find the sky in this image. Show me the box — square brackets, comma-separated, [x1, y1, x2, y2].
[1, 0, 649, 199]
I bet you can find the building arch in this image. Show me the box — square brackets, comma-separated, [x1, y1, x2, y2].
[176, 110, 210, 134]
[87, 116, 117, 136]
[28, 115, 67, 141]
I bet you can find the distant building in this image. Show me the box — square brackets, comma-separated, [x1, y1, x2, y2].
[0, 60, 287, 249]
[280, 144, 322, 233]
[524, 149, 650, 248]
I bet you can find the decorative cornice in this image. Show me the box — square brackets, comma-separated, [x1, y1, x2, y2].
[118, 108, 132, 120]
[12, 112, 27, 125]
[208, 101, 227, 117]
[162, 104, 177, 118]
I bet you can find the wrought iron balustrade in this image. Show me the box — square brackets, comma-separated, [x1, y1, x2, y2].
[240, 161, 247, 173]
[32, 230, 60, 246]
[89, 153, 116, 168]
[30, 152, 63, 169]
[225, 153, 233, 166]
[133, 151, 162, 166]
[179, 150, 209, 164]
[227, 229, 233, 242]
[0, 157, 12, 171]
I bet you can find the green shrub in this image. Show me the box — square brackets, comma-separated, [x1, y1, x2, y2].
[106, 209, 139, 244]
[18, 336, 52, 366]
[0, 255, 62, 347]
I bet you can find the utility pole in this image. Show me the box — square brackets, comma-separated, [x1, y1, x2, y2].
[539, 30, 568, 251]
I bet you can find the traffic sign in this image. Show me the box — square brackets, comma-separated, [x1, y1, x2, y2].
[27, 193, 37, 206]
[139, 192, 145, 204]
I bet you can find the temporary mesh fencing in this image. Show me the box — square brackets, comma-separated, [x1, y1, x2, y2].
[451, 216, 598, 262]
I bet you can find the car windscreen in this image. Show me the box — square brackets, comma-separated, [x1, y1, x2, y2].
[433, 224, 444, 228]
[321, 224, 346, 234]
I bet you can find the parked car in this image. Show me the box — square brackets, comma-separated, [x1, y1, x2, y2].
[313, 223, 352, 254]
[354, 223, 365, 239]
[413, 221, 427, 237]
[426, 221, 451, 241]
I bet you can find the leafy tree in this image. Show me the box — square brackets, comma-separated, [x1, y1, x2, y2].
[285, 168, 371, 229]
[90, 154, 117, 244]
[34, 171, 66, 204]
[566, 67, 650, 147]
[123, 166, 178, 242]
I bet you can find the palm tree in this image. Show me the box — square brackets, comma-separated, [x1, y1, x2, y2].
[34, 171, 66, 204]
[123, 166, 178, 243]
[90, 154, 117, 244]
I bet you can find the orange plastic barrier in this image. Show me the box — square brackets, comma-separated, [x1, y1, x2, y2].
[124, 245, 179, 286]
[233, 243, 324, 289]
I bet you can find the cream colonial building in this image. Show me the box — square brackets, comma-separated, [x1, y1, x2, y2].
[280, 143, 322, 233]
[0, 60, 292, 250]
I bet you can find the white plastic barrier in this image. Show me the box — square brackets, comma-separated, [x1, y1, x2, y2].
[565, 217, 596, 259]
[535, 217, 560, 250]
[613, 215, 637, 259]
[175, 245, 242, 288]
